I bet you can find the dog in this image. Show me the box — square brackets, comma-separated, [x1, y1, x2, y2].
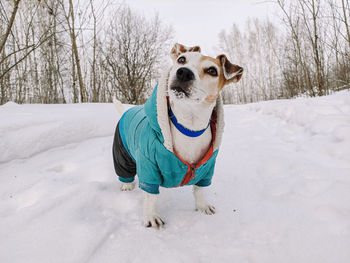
[112, 43, 243, 228]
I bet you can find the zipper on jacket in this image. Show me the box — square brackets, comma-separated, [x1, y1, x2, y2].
[179, 165, 196, 186]
[190, 165, 196, 180]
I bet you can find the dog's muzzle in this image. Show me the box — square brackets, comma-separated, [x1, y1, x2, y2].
[170, 67, 194, 97]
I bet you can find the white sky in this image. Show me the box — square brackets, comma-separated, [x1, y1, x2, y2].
[122, 0, 280, 56]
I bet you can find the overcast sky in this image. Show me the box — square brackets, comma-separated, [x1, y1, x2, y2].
[121, 0, 280, 56]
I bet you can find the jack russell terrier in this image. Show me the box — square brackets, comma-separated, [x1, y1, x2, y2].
[112, 43, 243, 228]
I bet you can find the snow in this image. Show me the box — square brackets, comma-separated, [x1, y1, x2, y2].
[1, 91, 350, 263]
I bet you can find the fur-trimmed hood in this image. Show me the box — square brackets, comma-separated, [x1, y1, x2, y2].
[116, 81, 225, 194]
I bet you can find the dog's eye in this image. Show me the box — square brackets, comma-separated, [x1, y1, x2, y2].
[206, 67, 218, 76]
[177, 56, 186, 64]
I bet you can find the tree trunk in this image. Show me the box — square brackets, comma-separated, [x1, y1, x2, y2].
[68, 0, 86, 102]
[0, 0, 21, 55]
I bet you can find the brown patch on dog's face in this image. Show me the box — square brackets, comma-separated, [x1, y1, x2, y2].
[189, 46, 201, 52]
[179, 44, 187, 53]
[217, 54, 243, 84]
[170, 43, 201, 61]
[198, 55, 243, 103]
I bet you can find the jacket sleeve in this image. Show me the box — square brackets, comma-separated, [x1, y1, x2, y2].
[195, 151, 218, 187]
[195, 178, 212, 187]
[136, 150, 162, 194]
[195, 164, 214, 187]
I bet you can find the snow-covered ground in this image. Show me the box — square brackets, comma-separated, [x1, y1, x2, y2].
[1, 91, 350, 263]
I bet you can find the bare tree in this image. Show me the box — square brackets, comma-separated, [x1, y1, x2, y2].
[341, 0, 350, 49]
[60, 0, 87, 103]
[89, 0, 98, 102]
[102, 7, 173, 104]
[87, 0, 110, 102]
[299, 0, 326, 95]
[219, 19, 283, 104]
[0, 2, 173, 105]
[277, 0, 313, 96]
[0, 0, 21, 55]
[0, 0, 63, 103]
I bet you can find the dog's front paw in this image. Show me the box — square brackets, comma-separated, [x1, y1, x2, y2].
[196, 203, 216, 215]
[144, 214, 165, 229]
[120, 182, 135, 191]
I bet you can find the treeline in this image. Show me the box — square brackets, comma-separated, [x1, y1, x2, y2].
[0, 0, 349, 105]
[0, 0, 173, 105]
[220, 0, 350, 104]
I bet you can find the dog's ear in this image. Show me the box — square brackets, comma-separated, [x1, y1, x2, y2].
[217, 54, 243, 83]
[170, 43, 201, 61]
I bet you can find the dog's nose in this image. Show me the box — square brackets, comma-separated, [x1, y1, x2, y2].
[176, 68, 194, 82]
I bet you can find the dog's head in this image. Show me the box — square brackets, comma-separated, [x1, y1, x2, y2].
[167, 43, 243, 104]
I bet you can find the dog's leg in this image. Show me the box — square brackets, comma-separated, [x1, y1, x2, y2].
[120, 182, 135, 191]
[193, 185, 216, 215]
[143, 192, 164, 229]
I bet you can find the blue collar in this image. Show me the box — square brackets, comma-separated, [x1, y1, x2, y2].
[168, 103, 211, 137]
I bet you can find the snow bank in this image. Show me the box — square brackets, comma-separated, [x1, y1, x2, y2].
[246, 90, 350, 161]
[0, 103, 119, 163]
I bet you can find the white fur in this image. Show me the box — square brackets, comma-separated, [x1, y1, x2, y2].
[113, 98, 125, 115]
[143, 192, 164, 228]
[223, 70, 241, 82]
[193, 185, 215, 215]
[120, 182, 135, 191]
[169, 100, 215, 164]
[168, 53, 204, 102]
